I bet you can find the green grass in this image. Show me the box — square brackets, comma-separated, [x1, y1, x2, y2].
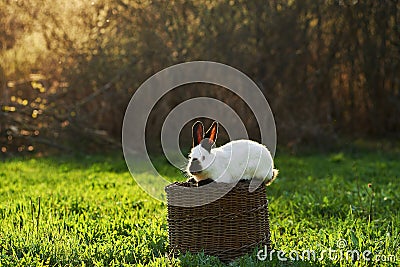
[0, 148, 399, 266]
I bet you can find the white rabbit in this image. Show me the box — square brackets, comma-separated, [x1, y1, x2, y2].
[186, 121, 278, 185]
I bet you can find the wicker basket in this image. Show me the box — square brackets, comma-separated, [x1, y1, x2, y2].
[165, 180, 271, 262]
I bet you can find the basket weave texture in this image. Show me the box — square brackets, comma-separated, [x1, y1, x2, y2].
[165, 180, 271, 262]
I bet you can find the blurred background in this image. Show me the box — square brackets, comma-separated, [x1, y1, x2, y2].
[1, 0, 399, 156]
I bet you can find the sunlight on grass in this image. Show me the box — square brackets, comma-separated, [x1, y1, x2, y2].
[0, 150, 399, 266]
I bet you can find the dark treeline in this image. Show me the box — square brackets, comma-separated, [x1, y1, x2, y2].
[0, 0, 399, 154]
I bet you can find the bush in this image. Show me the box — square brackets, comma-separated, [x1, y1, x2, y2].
[1, 0, 399, 154]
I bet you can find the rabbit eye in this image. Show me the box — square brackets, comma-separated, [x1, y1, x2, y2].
[202, 156, 205, 160]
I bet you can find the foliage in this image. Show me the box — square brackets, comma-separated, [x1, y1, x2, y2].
[0, 1, 399, 154]
[0, 148, 399, 266]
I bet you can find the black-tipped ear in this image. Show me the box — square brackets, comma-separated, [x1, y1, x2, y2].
[192, 121, 204, 147]
[204, 121, 218, 144]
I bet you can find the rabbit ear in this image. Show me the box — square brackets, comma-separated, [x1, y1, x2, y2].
[205, 121, 218, 144]
[192, 121, 204, 147]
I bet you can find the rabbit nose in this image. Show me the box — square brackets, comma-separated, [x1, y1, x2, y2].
[189, 159, 202, 173]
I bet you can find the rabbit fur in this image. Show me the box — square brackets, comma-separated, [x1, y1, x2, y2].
[186, 121, 278, 184]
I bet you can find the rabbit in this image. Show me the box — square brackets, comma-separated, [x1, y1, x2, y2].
[186, 121, 278, 185]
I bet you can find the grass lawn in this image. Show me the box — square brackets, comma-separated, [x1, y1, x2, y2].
[0, 145, 399, 266]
